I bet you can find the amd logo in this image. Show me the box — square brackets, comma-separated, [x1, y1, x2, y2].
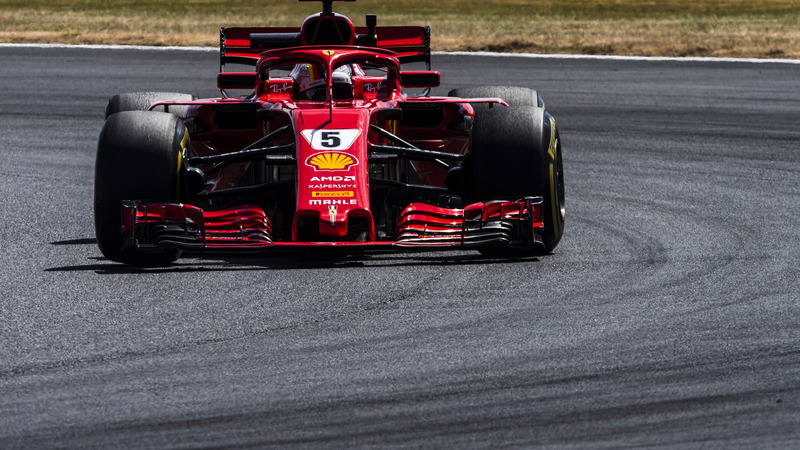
[309, 176, 356, 182]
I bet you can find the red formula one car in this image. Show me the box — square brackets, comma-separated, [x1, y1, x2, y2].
[94, 0, 565, 265]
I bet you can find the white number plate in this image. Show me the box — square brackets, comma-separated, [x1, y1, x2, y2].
[301, 129, 361, 151]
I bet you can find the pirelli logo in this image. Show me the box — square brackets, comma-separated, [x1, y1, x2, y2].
[312, 191, 354, 198]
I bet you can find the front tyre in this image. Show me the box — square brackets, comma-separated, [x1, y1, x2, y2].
[94, 111, 188, 265]
[467, 106, 565, 254]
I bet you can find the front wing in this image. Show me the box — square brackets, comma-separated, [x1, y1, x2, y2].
[120, 198, 545, 254]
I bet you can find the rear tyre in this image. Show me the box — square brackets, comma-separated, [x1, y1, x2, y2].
[94, 111, 188, 265]
[105, 92, 196, 119]
[466, 106, 565, 254]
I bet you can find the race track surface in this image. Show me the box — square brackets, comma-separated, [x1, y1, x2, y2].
[1, 46, 799, 447]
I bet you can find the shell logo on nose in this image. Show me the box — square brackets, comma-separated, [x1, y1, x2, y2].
[306, 152, 357, 171]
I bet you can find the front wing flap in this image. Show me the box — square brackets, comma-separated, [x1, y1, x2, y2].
[121, 198, 545, 254]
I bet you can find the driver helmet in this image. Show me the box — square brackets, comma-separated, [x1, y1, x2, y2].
[331, 65, 354, 100]
[290, 64, 353, 100]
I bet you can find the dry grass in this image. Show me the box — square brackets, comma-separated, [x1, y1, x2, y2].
[1, 0, 799, 58]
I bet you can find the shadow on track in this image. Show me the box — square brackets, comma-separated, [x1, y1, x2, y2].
[46, 237, 543, 274]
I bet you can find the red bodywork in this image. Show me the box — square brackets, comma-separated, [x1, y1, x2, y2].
[118, 9, 546, 255]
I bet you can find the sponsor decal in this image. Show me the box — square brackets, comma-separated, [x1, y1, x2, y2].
[270, 81, 293, 93]
[312, 191, 354, 198]
[308, 183, 357, 189]
[364, 81, 385, 93]
[305, 151, 358, 171]
[328, 205, 337, 227]
[309, 199, 358, 205]
[310, 176, 356, 182]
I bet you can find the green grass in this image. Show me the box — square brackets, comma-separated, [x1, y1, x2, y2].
[2, 0, 799, 58]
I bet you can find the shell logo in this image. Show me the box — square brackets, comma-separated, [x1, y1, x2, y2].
[306, 152, 357, 171]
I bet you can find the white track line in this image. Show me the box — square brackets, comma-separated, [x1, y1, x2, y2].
[440, 50, 800, 65]
[2, 43, 799, 64]
[0, 43, 216, 52]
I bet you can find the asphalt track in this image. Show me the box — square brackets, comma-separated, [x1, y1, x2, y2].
[1, 46, 799, 448]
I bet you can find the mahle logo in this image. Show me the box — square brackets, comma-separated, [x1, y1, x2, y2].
[305, 152, 358, 171]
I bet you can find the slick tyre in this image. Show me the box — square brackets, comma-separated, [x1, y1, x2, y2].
[105, 92, 196, 119]
[467, 106, 565, 254]
[448, 86, 544, 110]
[94, 111, 188, 265]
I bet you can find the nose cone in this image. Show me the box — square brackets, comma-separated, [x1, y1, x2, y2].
[291, 108, 374, 241]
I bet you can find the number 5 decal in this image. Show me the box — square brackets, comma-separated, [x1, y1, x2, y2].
[319, 131, 341, 148]
[301, 129, 360, 151]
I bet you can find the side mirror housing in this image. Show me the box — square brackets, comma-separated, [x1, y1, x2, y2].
[399, 71, 440, 88]
[218, 72, 257, 90]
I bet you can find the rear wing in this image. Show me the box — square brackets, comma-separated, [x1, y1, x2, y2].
[219, 25, 431, 73]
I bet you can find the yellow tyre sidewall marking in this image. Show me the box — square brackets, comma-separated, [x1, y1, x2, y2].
[177, 127, 189, 199]
[547, 117, 561, 240]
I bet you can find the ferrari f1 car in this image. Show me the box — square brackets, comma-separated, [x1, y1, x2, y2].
[94, 0, 565, 265]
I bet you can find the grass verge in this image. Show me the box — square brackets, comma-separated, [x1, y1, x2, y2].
[1, 0, 799, 58]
